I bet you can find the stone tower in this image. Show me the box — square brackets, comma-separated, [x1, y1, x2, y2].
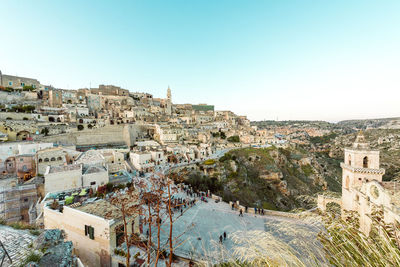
[341, 131, 385, 212]
[166, 86, 172, 115]
[167, 86, 171, 100]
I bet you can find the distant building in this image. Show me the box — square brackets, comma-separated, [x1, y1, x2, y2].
[0, 178, 37, 223]
[91, 84, 129, 97]
[44, 164, 108, 194]
[0, 70, 41, 89]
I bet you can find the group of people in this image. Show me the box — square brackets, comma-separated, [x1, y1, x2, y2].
[183, 186, 209, 199]
[233, 204, 266, 216]
[219, 232, 227, 243]
[254, 207, 265, 215]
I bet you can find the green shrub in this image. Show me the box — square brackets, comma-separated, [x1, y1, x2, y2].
[227, 135, 240, 143]
[301, 164, 314, 176]
[22, 251, 41, 265]
[29, 229, 41, 236]
[204, 159, 216, 165]
[22, 85, 35, 91]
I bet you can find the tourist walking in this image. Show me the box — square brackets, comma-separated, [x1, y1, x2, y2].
[239, 209, 243, 217]
[223, 232, 227, 240]
[219, 235, 223, 243]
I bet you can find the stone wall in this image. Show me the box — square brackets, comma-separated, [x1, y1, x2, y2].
[41, 125, 127, 146]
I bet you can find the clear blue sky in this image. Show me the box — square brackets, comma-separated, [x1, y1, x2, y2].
[1, 0, 399, 122]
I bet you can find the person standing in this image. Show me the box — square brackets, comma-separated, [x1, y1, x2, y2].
[223, 232, 227, 240]
[219, 235, 223, 243]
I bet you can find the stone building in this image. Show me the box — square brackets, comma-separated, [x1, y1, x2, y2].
[0, 70, 41, 89]
[42, 191, 140, 267]
[318, 132, 400, 236]
[90, 84, 129, 96]
[36, 147, 68, 175]
[0, 178, 37, 223]
[44, 164, 108, 194]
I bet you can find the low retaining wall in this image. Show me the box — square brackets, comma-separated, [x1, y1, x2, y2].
[224, 197, 308, 219]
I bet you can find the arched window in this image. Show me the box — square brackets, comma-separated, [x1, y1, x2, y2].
[50, 157, 56, 161]
[39, 158, 43, 163]
[57, 157, 62, 161]
[363, 156, 368, 168]
[345, 176, 350, 189]
[348, 155, 351, 165]
[44, 158, 49, 162]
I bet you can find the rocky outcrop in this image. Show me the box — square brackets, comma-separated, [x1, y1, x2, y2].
[24, 229, 74, 267]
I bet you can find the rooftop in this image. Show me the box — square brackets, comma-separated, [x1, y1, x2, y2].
[74, 199, 122, 220]
[48, 164, 81, 174]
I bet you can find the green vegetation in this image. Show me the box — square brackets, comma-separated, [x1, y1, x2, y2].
[227, 135, 240, 142]
[318, 210, 400, 266]
[203, 159, 216, 165]
[114, 248, 127, 257]
[184, 173, 223, 193]
[22, 85, 36, 91]
[41, 127, 49, 136]
[220, 131, 226, 139]
[20, 251, 41, 267]
[309, 133, 338, 145]
[9, 104, 35, 113]
[7, 221, 37, 230]
[29, 229, 41, 236]
[301, 164, 314, 176]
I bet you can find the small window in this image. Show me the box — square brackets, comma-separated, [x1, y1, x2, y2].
[8, 81, 12, 86]
[90, 181, 96, 185]
[85, 225, 95, 240]
[50, 157, 56, 161]
[21, 82, 25, 86]
[363, 156, 368, 168]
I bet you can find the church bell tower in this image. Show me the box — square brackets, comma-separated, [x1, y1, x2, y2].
[341, 131, 385, 211]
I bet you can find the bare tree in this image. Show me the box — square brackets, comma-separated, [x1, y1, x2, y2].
[108, 185, 141, 267]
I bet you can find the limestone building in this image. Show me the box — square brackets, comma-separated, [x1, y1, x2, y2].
[319, 132, 400, 237]
[42, 190, 140, 267]
[0, 70, 41, 89]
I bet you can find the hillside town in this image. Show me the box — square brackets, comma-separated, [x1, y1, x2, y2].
[1, 69, 400, 267]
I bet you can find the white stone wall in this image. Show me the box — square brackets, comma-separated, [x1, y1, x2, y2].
[44, 168, 82, 194]
[44, 206, 111, 267]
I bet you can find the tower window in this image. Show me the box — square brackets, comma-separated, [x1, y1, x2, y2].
[363, 156, 368, 168]
[345, 176, 350, 189]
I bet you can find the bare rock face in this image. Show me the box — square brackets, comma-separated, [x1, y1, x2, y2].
[230, 160, 237, 173]
[33, 230, 74, 267]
